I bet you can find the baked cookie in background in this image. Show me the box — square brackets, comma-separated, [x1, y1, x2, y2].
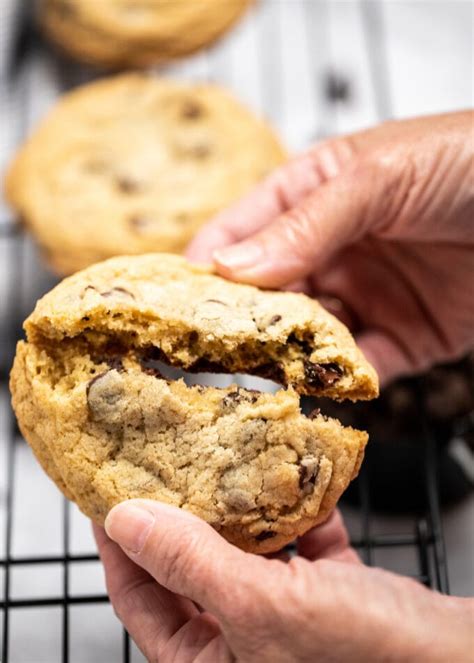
[10, 254, 378, 553]
[40, 0, 253, 68]
[5, 74, 285, 275]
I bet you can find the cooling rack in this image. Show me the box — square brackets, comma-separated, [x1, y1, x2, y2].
[0, 2, 456, 661]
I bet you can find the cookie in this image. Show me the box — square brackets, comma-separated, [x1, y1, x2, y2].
[10, 254, 377, 553]
[5, 74, 285, 275]
[23, 254, 378, 401]
[41, 0, 252, 68]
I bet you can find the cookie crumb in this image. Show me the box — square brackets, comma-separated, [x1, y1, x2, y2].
[304, 361, 343, 388]
[298, 457, 320, 494]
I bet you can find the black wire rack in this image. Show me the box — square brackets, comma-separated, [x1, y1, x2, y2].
[0, 2, 459, 661]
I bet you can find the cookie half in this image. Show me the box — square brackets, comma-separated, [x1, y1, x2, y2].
[10, 254, 377, 553]
[24, 254, 379, 401]
[5, 74, 285, 274]
[41, 0, 252, 68]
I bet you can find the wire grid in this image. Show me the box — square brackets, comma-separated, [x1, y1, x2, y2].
[0, 2, 451, 661]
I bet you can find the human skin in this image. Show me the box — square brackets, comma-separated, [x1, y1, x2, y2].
[188, 110, 474, 386]
[97, 112, 474, 662]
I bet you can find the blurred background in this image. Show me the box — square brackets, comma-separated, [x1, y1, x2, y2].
[0, 1, 473, 661]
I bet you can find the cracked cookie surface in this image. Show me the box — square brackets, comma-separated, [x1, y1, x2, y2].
[41, 0, 252, 68]
[5, 74, 285, 274]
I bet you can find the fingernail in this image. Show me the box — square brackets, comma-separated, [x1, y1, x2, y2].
[214, 242, 264, 271]
[105, 502, 155, 554]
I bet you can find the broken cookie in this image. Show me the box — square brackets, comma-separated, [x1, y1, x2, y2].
[10, 253, 378, 553]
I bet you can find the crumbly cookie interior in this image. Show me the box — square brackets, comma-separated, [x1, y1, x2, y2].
[29, 308, 374, 402]
[45, 327, 346, 394]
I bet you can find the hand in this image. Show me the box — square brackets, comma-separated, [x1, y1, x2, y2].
[95, 501, 473, 662]
[187, 111, 474, 386]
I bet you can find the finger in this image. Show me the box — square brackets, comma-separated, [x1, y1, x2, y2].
[212, 160, 381, 288]
[297, 510, 360, 564]
[93, 524, 199, 660]
[104, 500, 278, 621]
[186, 138, 355, 263]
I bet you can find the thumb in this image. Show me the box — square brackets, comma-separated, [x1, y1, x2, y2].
[105, 499, 274, 618]
[213, 161, 386, 288]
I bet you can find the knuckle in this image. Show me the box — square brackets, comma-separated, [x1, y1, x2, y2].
[281, 206, 317, 255]
[264, 166, 296, 209]
[310, 135, 358, 179]
[348, 148, 414, 228]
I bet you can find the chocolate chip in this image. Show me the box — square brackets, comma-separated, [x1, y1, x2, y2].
[191, 144, 211, 159]
[268, 315, 282, 326]
[304, 361, 343, 388]
[255, 530, 277, 541]
[100, 287, 135, 300]
[129, 215, 153, 232]
[116, 175, 142, 194]
[222, 388, 260, 408]
[224, 489, 256, 513]
[86, 371, 108, 397]
[82, 316, 90, 322]
[181, 100, 204, 119]
[298, 457, 320, 494]
[189, 331, 199, 344]
[86, 370, 125, 424]
[87, 370, 123, 406]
